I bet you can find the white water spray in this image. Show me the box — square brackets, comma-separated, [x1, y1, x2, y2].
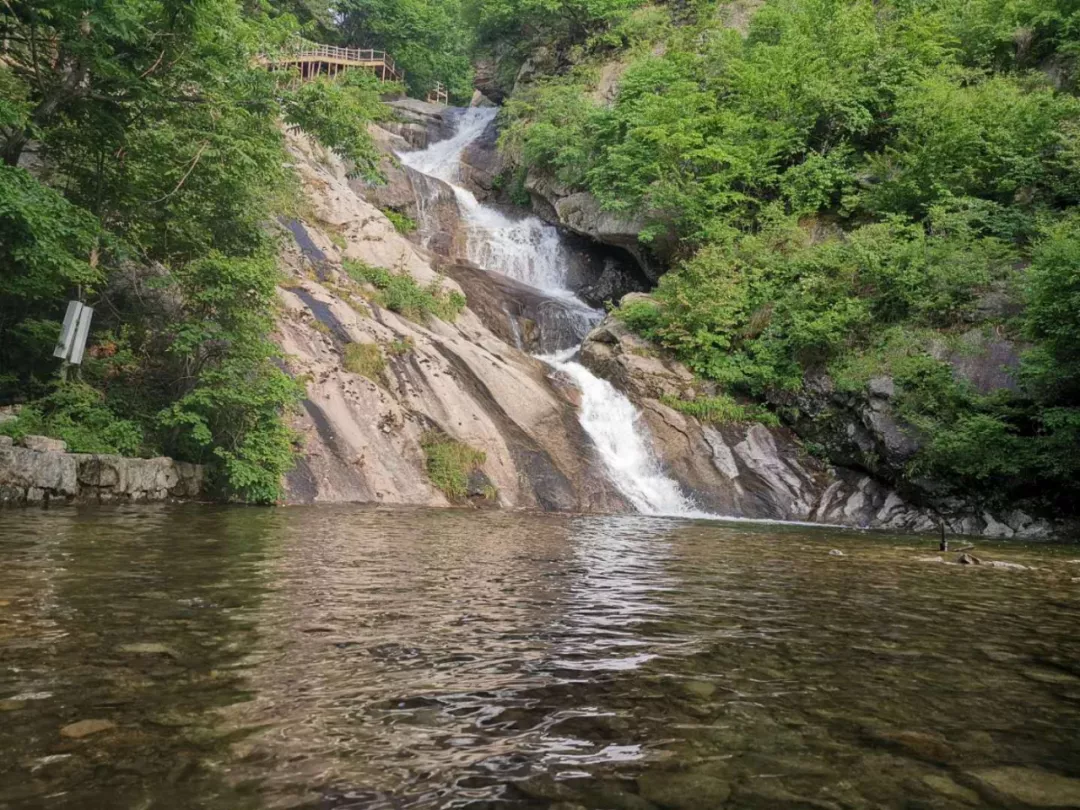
[400, 108, 705, 518]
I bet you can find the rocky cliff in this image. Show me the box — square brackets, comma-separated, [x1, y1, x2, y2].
[276, 129, 626, 511]
[272, 109, 1055, 538]
[577, 311, 1052, 538]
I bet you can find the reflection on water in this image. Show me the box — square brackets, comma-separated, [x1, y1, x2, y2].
[1, 506, 1079, 809]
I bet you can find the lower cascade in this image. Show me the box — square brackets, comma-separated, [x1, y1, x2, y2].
[400, 109, 706, 517]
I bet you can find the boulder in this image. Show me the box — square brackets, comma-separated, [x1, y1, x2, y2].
[459, 113, 506, 201]
[382, 98, 454, 148]
[580, 316, 702, 402]
[524, 173, 672, 281]
[21, 435, 67, 453]
[60, 719, 116, 739]
[967, 767, 1080, 808]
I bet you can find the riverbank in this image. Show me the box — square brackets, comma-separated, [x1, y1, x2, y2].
[0, 435, 203, 505]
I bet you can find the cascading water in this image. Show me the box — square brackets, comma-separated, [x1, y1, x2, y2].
[400, 108, 705, 518]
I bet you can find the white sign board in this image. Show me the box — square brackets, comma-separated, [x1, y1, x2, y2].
[53, 301, 93, 365]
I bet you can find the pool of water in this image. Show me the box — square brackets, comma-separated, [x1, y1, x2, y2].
[1, 506, 1078, 809]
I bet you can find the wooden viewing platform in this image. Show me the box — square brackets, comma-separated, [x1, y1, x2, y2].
[262, 39, 405, 84]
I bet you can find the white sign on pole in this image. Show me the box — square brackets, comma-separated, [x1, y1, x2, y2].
[53, 301, 94, 365]
[54, 301, 81, 359]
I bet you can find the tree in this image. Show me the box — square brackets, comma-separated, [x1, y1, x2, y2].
[336, 0, 475, 101]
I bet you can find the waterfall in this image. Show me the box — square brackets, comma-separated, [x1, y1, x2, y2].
[398, 109, 705, 518]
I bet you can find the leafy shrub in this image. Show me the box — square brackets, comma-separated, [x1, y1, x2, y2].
[0, 383, 145, 455]
[344, 259, 467, 322]
[343, 342, 386, 383]
[660, 394, 780, 427]
[0, 166, 103, 401]
[381, 207, 418, 234]
[420, 430, 487, 500]
[282, 72, 386, 182]
[156, 253, 303, 504]
[387, 337, 415, 355]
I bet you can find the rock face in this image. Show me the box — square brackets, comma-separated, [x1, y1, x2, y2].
[277, 129, 628, 512]
[0, 436, 203, 505]
[380, 98, 453, 149]
[578, 312, 1053, 537]
[771, 329, 1028, 502]
[458, 113, 506, 202]
[525, 172, 671, 282]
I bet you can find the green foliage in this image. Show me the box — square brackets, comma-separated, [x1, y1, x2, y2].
[387, 337, 416, 355]
[864, 71, 1080, 217]
[420, 430, 487, 500]
[343, 342, 387, 382]
[660, 393, 779, 427]
[381, 207, 418, 234]
[1022, 215, 1080, 402]
[0, 166, 103, 400]
[466, 0, 645, 54]
[157, 253, 303, 504]
[0, 0, 348, 502]
[499, 0, 1080, 512]
[0, 383, 144, 455]
[336, 0, 475, 101]
[344, 259, 467, 322]
[282, 73, 386, 181]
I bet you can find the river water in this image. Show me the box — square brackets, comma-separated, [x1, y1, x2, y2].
[2, 506, 1079, 809]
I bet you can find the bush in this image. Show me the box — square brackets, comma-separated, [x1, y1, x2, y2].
[344, 259, 467, 322]
[387, 337, 415, 355]
[0, 383, 144, 455]
[343, 342, 386, 383]
[420, 430, 487, 500]
[282, 73, 386, 182]
[660, 393, 780, 427]
[381, 208, 417, 234]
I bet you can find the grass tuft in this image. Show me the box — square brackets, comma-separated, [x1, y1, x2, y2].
[343, 342, 386, 383]
[420, 430, 487, 500]
[661, 393, 780, 427]
[343, 259, 466, 323]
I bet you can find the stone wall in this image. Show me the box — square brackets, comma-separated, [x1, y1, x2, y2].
[0, 436, 204, 505]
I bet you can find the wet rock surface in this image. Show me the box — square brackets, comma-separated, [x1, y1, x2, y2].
[967, 767, 1080, 807]
[525, 172, 671, 282]
[381, 98, 454, 149]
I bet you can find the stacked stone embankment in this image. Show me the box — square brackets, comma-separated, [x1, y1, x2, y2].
[0, 435, 203, 505]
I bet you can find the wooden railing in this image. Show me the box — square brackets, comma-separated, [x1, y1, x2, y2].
[426, 81, 448, 105]
[264, 38, 405, 84]
[263, 38, 448, 102]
